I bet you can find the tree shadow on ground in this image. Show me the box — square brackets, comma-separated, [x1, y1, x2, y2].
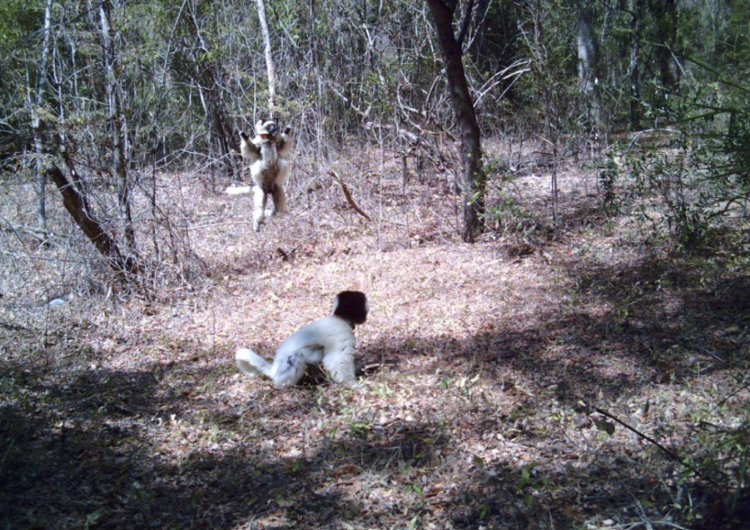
[2, 237, 748, 529]
[0, 354, 461, 528]
[388, 241, 748, 407]
[0, 359, 356, 529]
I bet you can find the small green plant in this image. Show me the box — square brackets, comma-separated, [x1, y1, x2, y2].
[598, 149, 622, 217]
[616, 136, 714, 247]
[439, 376, 455, 389]
[404, 483, 424, 498]
[327, 425, 338, 443]
[347, 420, 371, 439]
[681, 408, 750, 519]
[373, 382, 393, 398]
[480, 157, 533, 235]
[207, 424, 221, 442]
[514, 465, 548, 507]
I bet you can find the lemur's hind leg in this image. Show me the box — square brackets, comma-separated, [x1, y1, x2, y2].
[271, 184, 286, 217]
[253, 185, 269, 232]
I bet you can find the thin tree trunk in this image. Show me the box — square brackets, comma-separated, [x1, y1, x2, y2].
[184, 5, 235, 181]
[199, 65, 235, 178]
[100, 0, 137, 254]
[425, 0, 484, 242]
[624, 0, 642, 128]
[577, 4, 600, 127]
[654, 0, 677, 114]
[310, 0, 326, 157]
[30, 0, 53, 242]
[255, 0, 276, 114]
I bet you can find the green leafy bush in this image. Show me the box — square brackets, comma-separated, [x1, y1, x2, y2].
[606, 66, 750, 248]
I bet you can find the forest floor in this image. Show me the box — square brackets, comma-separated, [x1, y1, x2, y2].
[1, 146, 750, 529]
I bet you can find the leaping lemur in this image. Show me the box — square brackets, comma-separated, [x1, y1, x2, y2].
[233, 119, 294, 232]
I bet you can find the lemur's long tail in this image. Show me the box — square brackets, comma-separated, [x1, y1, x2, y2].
[235, 348, 274, 378]
[225, 185, 252, 195]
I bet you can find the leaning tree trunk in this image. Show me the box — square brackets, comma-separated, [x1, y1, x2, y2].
[255, 0, 277, 114]
[46, 164, 138, 276]
[183, 5, 236, 181]
[425, 0, 484, 242]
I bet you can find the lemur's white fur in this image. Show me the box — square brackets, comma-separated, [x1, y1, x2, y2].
[235, 292, 368, 388]
[236, 119, 294, 232]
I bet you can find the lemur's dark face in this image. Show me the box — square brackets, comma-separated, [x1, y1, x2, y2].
[333, 291, 368, 326]
[255, 119, 278, 142]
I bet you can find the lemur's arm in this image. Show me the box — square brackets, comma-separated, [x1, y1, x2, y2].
[239, 131, 261, 162]
[277, 127, 294, 159]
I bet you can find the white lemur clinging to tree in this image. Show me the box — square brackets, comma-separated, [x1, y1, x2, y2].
[234, 119, 293, 232]
[235, 291, 368, 388]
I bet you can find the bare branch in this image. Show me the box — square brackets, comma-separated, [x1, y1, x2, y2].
[329, 170, 372, 222]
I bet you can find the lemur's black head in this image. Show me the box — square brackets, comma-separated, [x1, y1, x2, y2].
[333, 291, 368, 327]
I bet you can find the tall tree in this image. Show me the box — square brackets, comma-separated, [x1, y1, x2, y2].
[28, 0, 52, 241]
[99, 0, 137, 255]
[255, 0, 277, 114]
[652, 0, 678, 114]
[425, 0, 485, 243]
[577, 3, 600, 127]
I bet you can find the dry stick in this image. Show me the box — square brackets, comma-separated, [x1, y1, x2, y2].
[329, 170, 372, 221]
[592, 406, 723, 488]
[1, 220, 51, 243]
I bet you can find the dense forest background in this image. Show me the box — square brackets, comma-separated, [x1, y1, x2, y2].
[1, 0, 748, 263]
[1, 1, 750, 529]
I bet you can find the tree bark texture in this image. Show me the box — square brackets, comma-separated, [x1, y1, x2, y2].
[46, 164, 138, 276]
[425, 0, 484, 242]
[198, 64, 235, 178]
[255, 0, 277, 114]
[624, 0, 643, 128]
[31, 0, 53, 239]
[99, 0, 137, 254]
[577, 4, 601, 127]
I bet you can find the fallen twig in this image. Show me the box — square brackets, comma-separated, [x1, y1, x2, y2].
[329, 170, 372, 221]
[591, 405, 724, 488]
